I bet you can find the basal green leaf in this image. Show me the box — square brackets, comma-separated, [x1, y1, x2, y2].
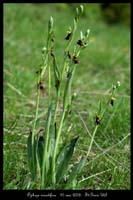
[37, 136, 44, 175]
[27, 132, 32, 170]
[64, 157, 86, 189]
[48, 123, 56, 157]
[56, 136, 79, 184]
[27, 132, 37, 180]
[41, 103, 52, 187]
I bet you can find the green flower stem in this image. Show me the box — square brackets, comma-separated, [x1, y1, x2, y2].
[52, 108, 66, 185]
[53, 89, 60, 123]
[41, 104, 52, 189]
[53, 54, 70, 124]
[74, 125, 99, 180]
[46, 25, 52, 107]
[86, 125, 99, 158]
[53, 17, 79, 124]
[51, 63, 77, 185]
[85, 84, 118, 160]
[31, 77, 40, 180]
[53, 61, 67, 123]
[48, 55, 51, 106]
[31, 90, 40, 146]
[41, 54, 48, 79]
[84, 82, 120, 164]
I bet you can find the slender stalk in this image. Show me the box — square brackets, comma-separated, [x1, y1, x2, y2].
[31, 77, 40, 180]
[31, 92, 40, 145]
[78, 169, 111, 184]
[53, 89, 60, 123]
[52, 108, 66, 185]
[40, 54, 48, 79]
[86, 125, 99, 158]
[82, 82, 120, 162]
[48, 55, 51, 106]
[51, 18, 81, 187]
[41, 104, 52, 189]
[53, 61, 67, 123]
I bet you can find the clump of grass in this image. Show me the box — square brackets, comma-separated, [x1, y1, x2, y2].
[27, 5, 121, 190]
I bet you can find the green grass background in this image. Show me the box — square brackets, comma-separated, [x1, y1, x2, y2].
[4, 3, 130, 189]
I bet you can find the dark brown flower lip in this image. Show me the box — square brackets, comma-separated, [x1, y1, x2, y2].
[55, 79, 60, 90]
[73, 55, 79, 64]
[110, 97, 116, 106]
[67, 72, 71, 78]
[51, 37, 54, 42]
[39, 136, 44, 141]
[95, 115, 101, 125]
[36, 67, 42, 74]
[38, 128, 44, 132]
[38, 80, 44, 90]
[65, 32, 72, 40]
[77, 39, 84, 47]
[67, 51, 71, 59]
[50, 49, 54, 57]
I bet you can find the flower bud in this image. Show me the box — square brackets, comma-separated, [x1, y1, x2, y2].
[42, 46, 47, 53]
[79, 5, 84, 15]
[80, 31, 84, 40]
[112, 85, 116, 90]
[116, 81, 121, 87]
[77, 39, 84, 47]
[73, 55, 79, 64]
[72, 92, 77, 101]
[48, 16, 53, 32]
[75, 5, 84, 21]
[86, 29, 90, 37]
[76, 7, 79, 16]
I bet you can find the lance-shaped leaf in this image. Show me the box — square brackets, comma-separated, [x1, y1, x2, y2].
[64, 157, 86, 189]
[41, 103, 52, 187]
[27, 132, 37, 180]
[48, 122, 56, 158]
[45, 156, 53, 187]
[37, 136, 44, 175]
[27, 132, 32, 174]
[44, 103, 52, 171]
[56, 136, 79, 184]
